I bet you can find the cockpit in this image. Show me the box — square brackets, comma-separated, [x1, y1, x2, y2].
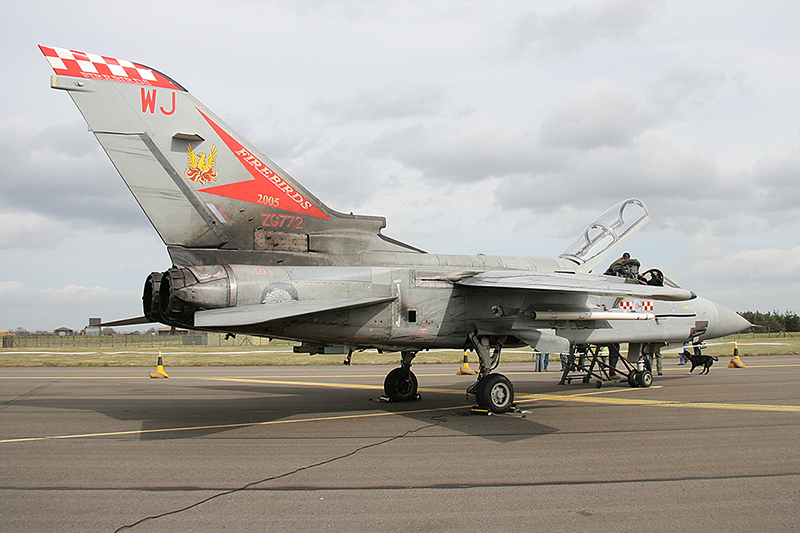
[604, 257, 667, 287]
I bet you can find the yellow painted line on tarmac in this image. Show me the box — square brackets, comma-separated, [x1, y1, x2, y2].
[0, 372, 490, 380]
[205, 376, 466, 397]
[0, 404, 468, 445]
[515, 389, 800, 413]
[0, 371, 479, 379]
[206, 377, 384, 391]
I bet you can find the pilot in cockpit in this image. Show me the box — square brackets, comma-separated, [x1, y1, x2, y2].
[604, 252, 641, 279]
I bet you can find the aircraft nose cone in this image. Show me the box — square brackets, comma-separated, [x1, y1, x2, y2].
[712, 303, 751, 338]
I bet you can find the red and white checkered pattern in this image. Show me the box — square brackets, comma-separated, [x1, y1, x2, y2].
[39, 45, 180, 90]
[619, 300, 654, 312]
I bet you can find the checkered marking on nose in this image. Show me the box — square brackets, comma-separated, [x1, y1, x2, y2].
[620, 300, 653, 311]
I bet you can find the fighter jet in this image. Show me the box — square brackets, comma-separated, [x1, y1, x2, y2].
[40, 45, 750, 413]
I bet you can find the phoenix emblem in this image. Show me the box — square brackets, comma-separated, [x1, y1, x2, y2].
[185, 143, 218, 184]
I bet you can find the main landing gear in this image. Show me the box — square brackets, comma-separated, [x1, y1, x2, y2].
[381, 337, 516, 414]
[466, 333, 515, 413]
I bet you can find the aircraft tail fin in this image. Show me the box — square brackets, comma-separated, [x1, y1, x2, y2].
[40, 45, 418, 258]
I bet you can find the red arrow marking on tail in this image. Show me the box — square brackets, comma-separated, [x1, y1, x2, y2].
[195, 108, 330, 220]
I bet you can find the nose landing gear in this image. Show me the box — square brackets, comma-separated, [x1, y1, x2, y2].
[383, 350, 420, 402]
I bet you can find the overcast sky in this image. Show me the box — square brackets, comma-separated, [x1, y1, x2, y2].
[2, 0, 799, 332]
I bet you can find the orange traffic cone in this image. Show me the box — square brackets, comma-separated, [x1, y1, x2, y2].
[149, 350, 170, 378]
[728, 340, 746, 368]
[457, 351, 476, 375]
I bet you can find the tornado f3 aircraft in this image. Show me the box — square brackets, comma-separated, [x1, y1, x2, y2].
[41, 45, 750, 413]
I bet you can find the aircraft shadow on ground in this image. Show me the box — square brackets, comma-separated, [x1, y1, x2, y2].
[14, 378, 559, 443]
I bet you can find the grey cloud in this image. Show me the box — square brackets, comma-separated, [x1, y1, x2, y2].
[540, 78, 661, 149]
[646, 65, 733, 114]
[751, 151, 800, 211]
[0, 281, 142, 332]
[508, 0, 657, 58]
[367, 117, 562, 183]
[0, 119, 148, 234]
[310, 82, 450, 123]
[492, 128, 746, 220]
[716, 247, 800, 283]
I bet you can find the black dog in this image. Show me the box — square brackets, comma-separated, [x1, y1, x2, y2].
[686, 353, 718, 375]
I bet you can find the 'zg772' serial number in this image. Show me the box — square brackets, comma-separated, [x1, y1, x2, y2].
[262, 213, 303, 229]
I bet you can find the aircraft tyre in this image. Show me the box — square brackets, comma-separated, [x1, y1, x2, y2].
[477, 374, 514, 413]
[628, 372, 640, 388]
[639, 370, 653, 388]
[384, 368, 418, 402]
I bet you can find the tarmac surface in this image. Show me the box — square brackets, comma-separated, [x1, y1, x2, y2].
[2, 355, 799, 532]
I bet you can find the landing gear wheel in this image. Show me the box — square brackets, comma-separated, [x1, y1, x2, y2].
[384, 368, 418, 402]
[477, 374, 514, 413]
[639, 370, 653, 388]
[628, 372, 641, 388]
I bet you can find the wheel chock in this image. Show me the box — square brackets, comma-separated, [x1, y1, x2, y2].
[373, 394, 421, 403]
[149, 350, 169, 378]
[457, 351, 477, 375]
[470, 404, 522, 416]
[728, 339, 746, 368]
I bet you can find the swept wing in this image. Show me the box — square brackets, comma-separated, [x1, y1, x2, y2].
[455, 270, 695, 301]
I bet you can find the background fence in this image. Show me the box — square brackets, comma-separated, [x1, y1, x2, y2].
[1, 333, 275, 349]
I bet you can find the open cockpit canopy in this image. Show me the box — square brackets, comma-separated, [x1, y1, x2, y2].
[560, 198, 650, 271]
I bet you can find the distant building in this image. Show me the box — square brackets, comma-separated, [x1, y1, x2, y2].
[158, 326, 191, 336]
[85, 318, 102, 336]
[54, 327, 74, 337]
[1, 330, 12, 348]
